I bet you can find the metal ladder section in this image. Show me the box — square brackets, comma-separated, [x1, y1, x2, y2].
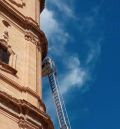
[42, 57, 71, 129]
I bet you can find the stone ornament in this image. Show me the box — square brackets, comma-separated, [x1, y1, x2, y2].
[2, 20, 11, 42]
[3, 30, 9, 42]
[9, 0, 25, 8]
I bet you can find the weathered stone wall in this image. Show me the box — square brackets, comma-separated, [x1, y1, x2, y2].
[0, 0, 54, 128]
[5, 0, 41, 23]
[0, 13, 42, 108]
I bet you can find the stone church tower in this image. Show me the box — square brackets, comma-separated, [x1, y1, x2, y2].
[0, 0, 54, 129]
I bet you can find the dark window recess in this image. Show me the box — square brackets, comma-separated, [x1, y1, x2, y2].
[0, 46, 10, 64]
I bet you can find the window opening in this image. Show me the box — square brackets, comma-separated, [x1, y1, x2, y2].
[0, 44, 10, 64]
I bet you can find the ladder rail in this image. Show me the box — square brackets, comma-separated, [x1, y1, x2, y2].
[42, 57, 71, 129]
[48, 73, 68, 128]
[56, 79, 72, 129]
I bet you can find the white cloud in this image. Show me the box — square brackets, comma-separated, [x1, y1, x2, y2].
[41, 0, 104, 96]
[60, 56, 88, 94]
[41, 8, 70, 55]
[41, 6, 102, 95]
[46, 0, 74, 18]
[41, 8, 59, 38]
[86, 38, 103, 64]
[41, 1, 104, 127]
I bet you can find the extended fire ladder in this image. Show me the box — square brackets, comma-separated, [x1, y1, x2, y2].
[42, 57, 71, 129]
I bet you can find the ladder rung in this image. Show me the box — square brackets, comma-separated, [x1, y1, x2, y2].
[54, 95, 58, 99]
[53, 94, 58, 99]
[56, 104, 61, 108]
[55, 99, 60, 104]
[53, 92, 58, 97]
[50, 81, 55, 85]
[49, 78, 54, 82]
[53, 90, 57, 94]
[58, 113, 63, 117]
[50, 84, 55, 88]
[49, 76, 54, 79]
[55, 100, 60, 104]
[57, 107, 61, 111]
[51, 86, 56, 90]
[56, 102, 60, 106]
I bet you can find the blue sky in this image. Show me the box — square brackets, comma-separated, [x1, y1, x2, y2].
[41, 0, 120, 129]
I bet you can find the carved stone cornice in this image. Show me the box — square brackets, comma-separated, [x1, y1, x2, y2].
[8, 0, 26, 8]
[25, 31, 40, 47]
[18, 119, 40, 129]
[0, 0, 48, 60]
[0, 91, 54, 129]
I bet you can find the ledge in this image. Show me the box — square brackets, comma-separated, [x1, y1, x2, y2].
[0, 61, 17, 75]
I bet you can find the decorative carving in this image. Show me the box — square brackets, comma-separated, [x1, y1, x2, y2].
[2, 20, 11, 28]
[1, 20, 11, 42]
[25, 31, 40, 48]
[9, 0, 25, 8]
[0, 39, 8, 47]
[18, 119, 40, 129]
[0, 91, 54, 129]
[25, 17, 39, 27]
[0, 1, 48, 60]
[3, 30, 9, 42]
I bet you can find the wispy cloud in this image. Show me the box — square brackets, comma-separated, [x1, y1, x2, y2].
[46, 0, 74, 18]
[86, 38, 103, 65]
[78, 0, 105, 35]
[41, 8, 70, 56]
[41, 8, 59, 37]
[41, 1, 104, 128]
[60, 56, 88, 94]
[40, 8, 90, 93]
[41, 3, 104, 94]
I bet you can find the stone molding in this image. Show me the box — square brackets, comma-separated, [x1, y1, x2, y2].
[25, 31, 40, 48]
[8, 0, 26, 8]
[0, 60, 17, 74]
[0, 72, 46, 110]
[18, 119, 40, 129]
[0, 90, 54, 129]
[0, 0, 48, 60]
[8, 0, 45, 12]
